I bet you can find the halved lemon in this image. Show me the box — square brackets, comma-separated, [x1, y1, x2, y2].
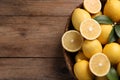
[80, 19, 101, 40]
[84, 0, 102, 14]
[89, 53, 110, 77]
[61, 30, 83, 52]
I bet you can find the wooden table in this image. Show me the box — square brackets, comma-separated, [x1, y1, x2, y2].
[0, 0, 82, 79]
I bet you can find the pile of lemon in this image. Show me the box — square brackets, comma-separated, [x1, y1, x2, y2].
[61, 0, 120, 80]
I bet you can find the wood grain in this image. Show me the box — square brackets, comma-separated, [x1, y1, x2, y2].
[0, 58, 73, 80]
[0, 0, 83, 16]
[0, 0, 81, 79]
[0, 16, 68, 57]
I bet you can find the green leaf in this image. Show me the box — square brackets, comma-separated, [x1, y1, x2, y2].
[115, 24, 120, 38]
[108, 27, 118, 43]
[107, 67, 119, 80]
[94, 15, 113, 24]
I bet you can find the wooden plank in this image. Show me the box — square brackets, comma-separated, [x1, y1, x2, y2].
[0, 16, 68, 57]
[0, 58, 74, 80]
[0, 0, 83, 16]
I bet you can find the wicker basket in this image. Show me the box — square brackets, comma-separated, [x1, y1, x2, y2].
[63, 0, 107, 79]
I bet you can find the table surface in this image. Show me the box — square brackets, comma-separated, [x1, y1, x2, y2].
[0, 0, 82, 80]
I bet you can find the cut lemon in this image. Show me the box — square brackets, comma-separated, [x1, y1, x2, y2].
[80, 19, 101, 40]
[83, 0, 102, 14]
[61, 30, 83, 52]
[89, 53, 110, 77]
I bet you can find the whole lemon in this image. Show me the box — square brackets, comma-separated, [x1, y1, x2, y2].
[103, 43, 120, 64]
[75, 51, 88, 62]
[72, 8, 91, 31]
[82, 39, 102, 58]
[104, 0, 120, 22]
[74, 60, 94, 80]
[91, 11, 102, 18]
[97, 24, 113, 45]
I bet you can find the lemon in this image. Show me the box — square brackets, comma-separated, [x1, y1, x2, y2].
[80, 19, 101, 40]
[97, 24, 113, 45]
[74, 60, 94, 80]
[82, 39, 102, 58]
[89, 53, 110, 77]
[75, 51, 88, 62]
[103, 43, 120, 64]
[92, 11, 102, 18]
[72, 8, 91, 31]
[83, 0, 102, 14]
[104, 0, 120, 22]
[61, 30, 83, 52]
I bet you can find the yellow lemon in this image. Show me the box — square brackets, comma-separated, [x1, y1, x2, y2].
[92, 11, 102, 18]
[104, 0, 120, 22]
[97, 24, 113, 45]
[82, 39, 102, 58]
[61, 30, 83, 52]
[75, 51, 88, 62]
[89, 53, 110, 77]
[72, 8, 91, 31]
[83, 0, 102, 14]
[74, 60, 94, 80]
[103, 43, 120, 64]
[80, 19, 101, 40]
